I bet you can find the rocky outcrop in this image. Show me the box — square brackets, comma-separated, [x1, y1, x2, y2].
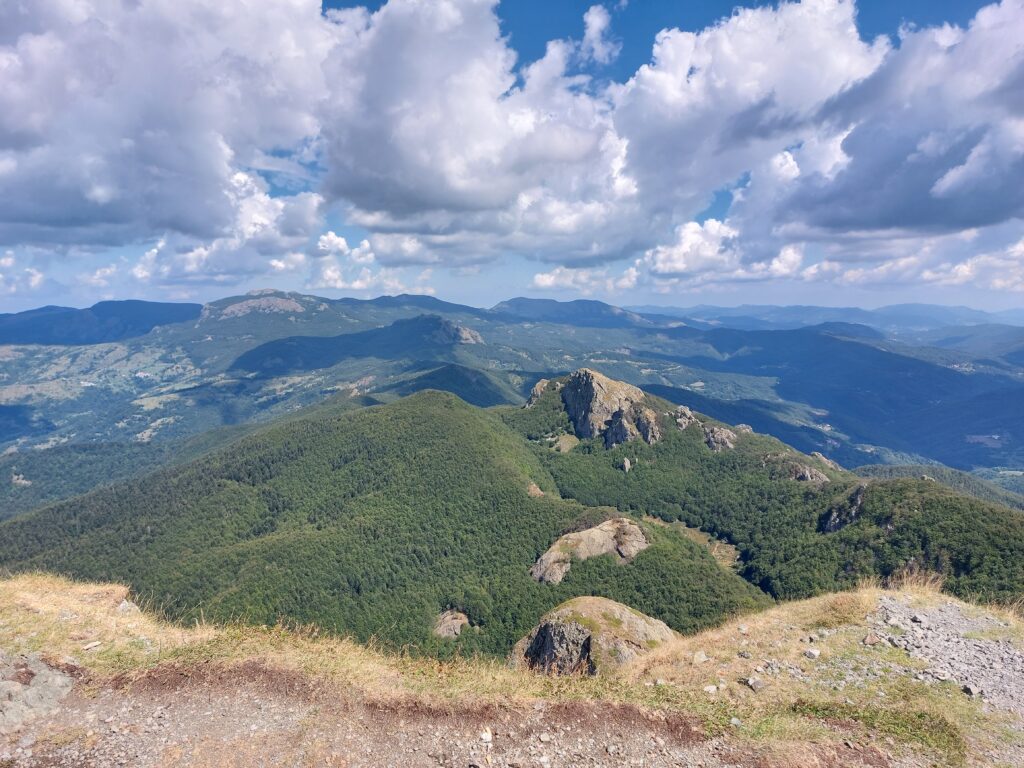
[427, 318, 483, 345]
[673, 407, 740, 452]
[433, 610, 470, 639]
[526, 379, 550, 407]
[703, 425, 737, 452]
[218, 296, 306, 319]
[788, 463, 831, 485]
[604, 404, 661, 448]
[530, 518, 649, 585]
[519, 620, 596, 676]
[672, 406, 698, 431]
[513, 597, 676, 675]
[560, 369, 657, 448]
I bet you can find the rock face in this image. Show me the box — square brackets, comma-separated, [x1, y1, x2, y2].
[427, 318, 483, 345]
[788, 463, 831, 485]
[530, 518, 649, 585]
[520, 620, 596, 676]
[560, 369, 659, 448]
[525, 379, 550, 408]
[513, 597, 676, 675]
[433, 610, 470, 639]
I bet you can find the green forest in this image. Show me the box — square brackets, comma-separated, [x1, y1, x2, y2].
[0, 391, 766, 655]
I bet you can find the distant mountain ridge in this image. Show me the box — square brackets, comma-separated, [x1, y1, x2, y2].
[626, 302, 1024, 332]
[0, 300, 202, 345]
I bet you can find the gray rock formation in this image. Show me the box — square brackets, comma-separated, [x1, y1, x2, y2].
[560, 369, 658, 448]
[788, 464, 831, 485]
[513, 597, 676, 675]
[820, 483, 868, 532]
[703, 425, 737, 452]
[433, 610, 470, 639]
[604, 404, 661, 448]
[428, 318, 483, 345]
[672, 406, 698, 431]
[525, 379, 550, 408]
[521, 620, 596, 676]
[530, 518, 649, 585]
[0, 652, 73, 735]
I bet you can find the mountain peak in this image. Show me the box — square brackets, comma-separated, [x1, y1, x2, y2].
[559, 369, 659, 448]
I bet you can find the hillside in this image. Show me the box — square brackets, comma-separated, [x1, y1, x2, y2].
[1, 573, 1021, 766]
[0, 389, 767, 654]
[4, 368, 1024, 656]
[500, 371, 1024, 603]
[857, 464, 1024, 511]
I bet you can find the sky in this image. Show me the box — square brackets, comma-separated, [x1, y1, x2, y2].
[1, 0, 1023, 312]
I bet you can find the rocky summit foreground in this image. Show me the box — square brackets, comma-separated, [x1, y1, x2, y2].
[2, 574, 1023, 767]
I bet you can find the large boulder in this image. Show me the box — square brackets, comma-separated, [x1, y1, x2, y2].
[560, 369, 659, 448]
[513, 597, 676, 675]
[530, 518, 649, 585]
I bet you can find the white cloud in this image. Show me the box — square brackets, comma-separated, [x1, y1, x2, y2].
[0, 252, 46, 295]
[82, 263, 117, 287]
[581, 5, 620, 65]
[2, 0, 1023, 299]
[642, 220, 740, 276]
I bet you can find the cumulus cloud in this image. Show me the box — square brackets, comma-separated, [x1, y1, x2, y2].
[0, 251, 46, 295]
[2, 0, 1023, 300]
[581, 5, 620, 65]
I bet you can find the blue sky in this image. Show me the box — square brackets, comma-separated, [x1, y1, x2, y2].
[1, 0, 1022, 311]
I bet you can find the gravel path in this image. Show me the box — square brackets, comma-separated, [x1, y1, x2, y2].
[0, 661, 912, 768]
[874, 595, 1024, 716]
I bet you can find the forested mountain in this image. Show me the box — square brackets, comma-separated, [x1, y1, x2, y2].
[3, 370, 1023, 657]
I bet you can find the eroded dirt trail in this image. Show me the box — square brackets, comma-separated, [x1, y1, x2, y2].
[3, 661, 904, 768]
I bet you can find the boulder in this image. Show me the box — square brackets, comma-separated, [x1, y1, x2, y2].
[513, 597, 676, 675]
[530, 518, 649, 585]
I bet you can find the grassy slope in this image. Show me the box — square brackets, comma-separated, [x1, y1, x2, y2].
[0, 391, 767, 655]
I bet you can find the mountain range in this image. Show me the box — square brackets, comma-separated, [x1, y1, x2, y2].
[3, 292, 1023, 523]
